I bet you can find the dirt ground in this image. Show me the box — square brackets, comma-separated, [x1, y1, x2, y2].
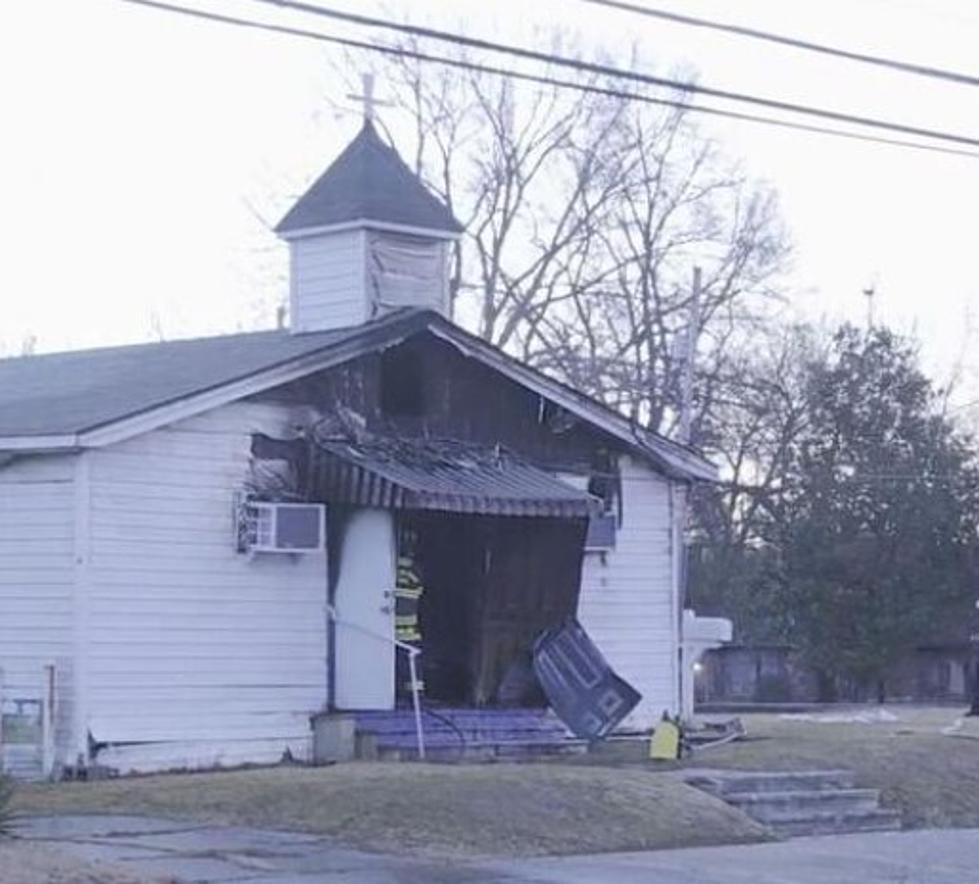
[13, 762, 768, 859]
[0, 839, 167, 884]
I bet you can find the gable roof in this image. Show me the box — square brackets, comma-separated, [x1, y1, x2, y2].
[275, 120, 463, 237]
[0, 310, 415, 446]
[0, 310, 716, 481]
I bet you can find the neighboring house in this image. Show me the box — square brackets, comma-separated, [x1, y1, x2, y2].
[0, 119, 720, 777]
[698, 642, 975, 705]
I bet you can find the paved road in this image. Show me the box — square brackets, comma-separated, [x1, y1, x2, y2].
[15, 815, 979, 883]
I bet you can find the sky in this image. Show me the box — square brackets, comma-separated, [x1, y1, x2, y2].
[2, 0, 978, 400]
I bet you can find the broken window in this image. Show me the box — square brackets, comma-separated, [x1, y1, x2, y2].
[585, 462, 620, 551]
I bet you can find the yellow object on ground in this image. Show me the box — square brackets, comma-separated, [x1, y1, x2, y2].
[649, 720, 680, 760]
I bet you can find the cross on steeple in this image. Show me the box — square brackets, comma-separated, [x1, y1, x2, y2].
[346, 73, 392, 123]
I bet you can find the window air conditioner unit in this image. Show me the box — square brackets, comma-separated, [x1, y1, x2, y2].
[237, 501, 326, 554]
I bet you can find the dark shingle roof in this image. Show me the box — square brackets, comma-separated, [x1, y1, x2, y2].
[0, 309, 715, 480]
[275, 121, 463, 236]
[0, 322, 371, 438]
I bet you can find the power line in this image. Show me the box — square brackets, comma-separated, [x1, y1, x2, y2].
[116, 0, 979, 160]
[244, 0, 979, 148]
[581, 0, 979, 88]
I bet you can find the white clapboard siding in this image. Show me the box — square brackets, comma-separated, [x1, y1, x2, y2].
[85, 401, 328, 770]
[0, 454, 77, 767]
[577, 455, 678, 728]
[97, 737, 311, 775]
[290, 229, 368, 332]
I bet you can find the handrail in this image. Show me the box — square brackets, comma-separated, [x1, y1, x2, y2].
[326, 605, 425, 760]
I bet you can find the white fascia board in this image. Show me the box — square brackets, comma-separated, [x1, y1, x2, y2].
[0, 333, 409, 454]
[279, 219, 462, 242]
[77, 344, 397, 448]
[0, 434, 80, 451]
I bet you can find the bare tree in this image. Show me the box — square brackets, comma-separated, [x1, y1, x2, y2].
[341, 34, 790, 442]
[694, 322, 823, 549]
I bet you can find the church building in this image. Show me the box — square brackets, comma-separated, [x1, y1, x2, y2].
[0, 113, 727, 777]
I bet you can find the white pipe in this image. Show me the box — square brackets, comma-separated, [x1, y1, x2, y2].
[42, 663, 56, 779]
[407, 650, 425, 760]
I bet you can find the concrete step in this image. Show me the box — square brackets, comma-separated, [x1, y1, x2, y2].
[769, 808, 902, 837]
[686, 769, 855, 796]
[685, 768, 902, 838]
[726, 788, 881, 822]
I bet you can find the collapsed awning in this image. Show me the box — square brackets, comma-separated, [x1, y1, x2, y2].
[306, 436, 600, 518]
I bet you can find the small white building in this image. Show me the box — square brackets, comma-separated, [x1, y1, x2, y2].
[0, 120, 720, 777]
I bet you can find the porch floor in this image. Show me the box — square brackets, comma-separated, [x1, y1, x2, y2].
[353, 707, 587, 760]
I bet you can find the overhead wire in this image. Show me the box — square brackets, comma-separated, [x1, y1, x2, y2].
[117, 0, 979, 160]
[580, 0, 979, 88]
[243, 0, 979, 148]
[111, 0, 979, 485]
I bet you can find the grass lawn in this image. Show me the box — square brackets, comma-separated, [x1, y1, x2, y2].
[12, 706, 976, 859]
[12, 762, 768, 859]
[583, 706, 979, 829]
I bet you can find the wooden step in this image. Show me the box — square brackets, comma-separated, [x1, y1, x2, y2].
[377, 737, 589, 762]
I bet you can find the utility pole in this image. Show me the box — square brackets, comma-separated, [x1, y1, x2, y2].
[679, 266, 702, 445]
[676, 266, 701, 721]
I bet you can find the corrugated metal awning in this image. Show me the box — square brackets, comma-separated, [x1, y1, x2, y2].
[307, 436, 600, 518]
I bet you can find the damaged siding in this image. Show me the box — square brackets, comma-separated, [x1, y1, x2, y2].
[577, 455, 677, 728]
[0, 454, 77, 769]
[85, 402, 327, 773]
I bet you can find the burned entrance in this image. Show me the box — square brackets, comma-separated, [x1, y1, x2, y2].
[304, 434, 596, 710]
[397, 511, 586, 707]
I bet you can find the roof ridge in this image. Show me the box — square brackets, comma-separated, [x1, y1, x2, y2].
[0, 327, 291, 363]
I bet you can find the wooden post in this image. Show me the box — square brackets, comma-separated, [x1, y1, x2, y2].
[679, 266, 702, 446]
[676, 267, 701, 719]
[41, 664, 56, 779]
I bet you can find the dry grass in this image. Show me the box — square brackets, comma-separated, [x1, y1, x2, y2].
[17, 708, 972, 858]
[582, 706, 979, 829]
[14, 762, 768, 859]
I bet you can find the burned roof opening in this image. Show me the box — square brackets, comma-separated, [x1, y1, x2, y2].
[380, 346, 426, 418]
